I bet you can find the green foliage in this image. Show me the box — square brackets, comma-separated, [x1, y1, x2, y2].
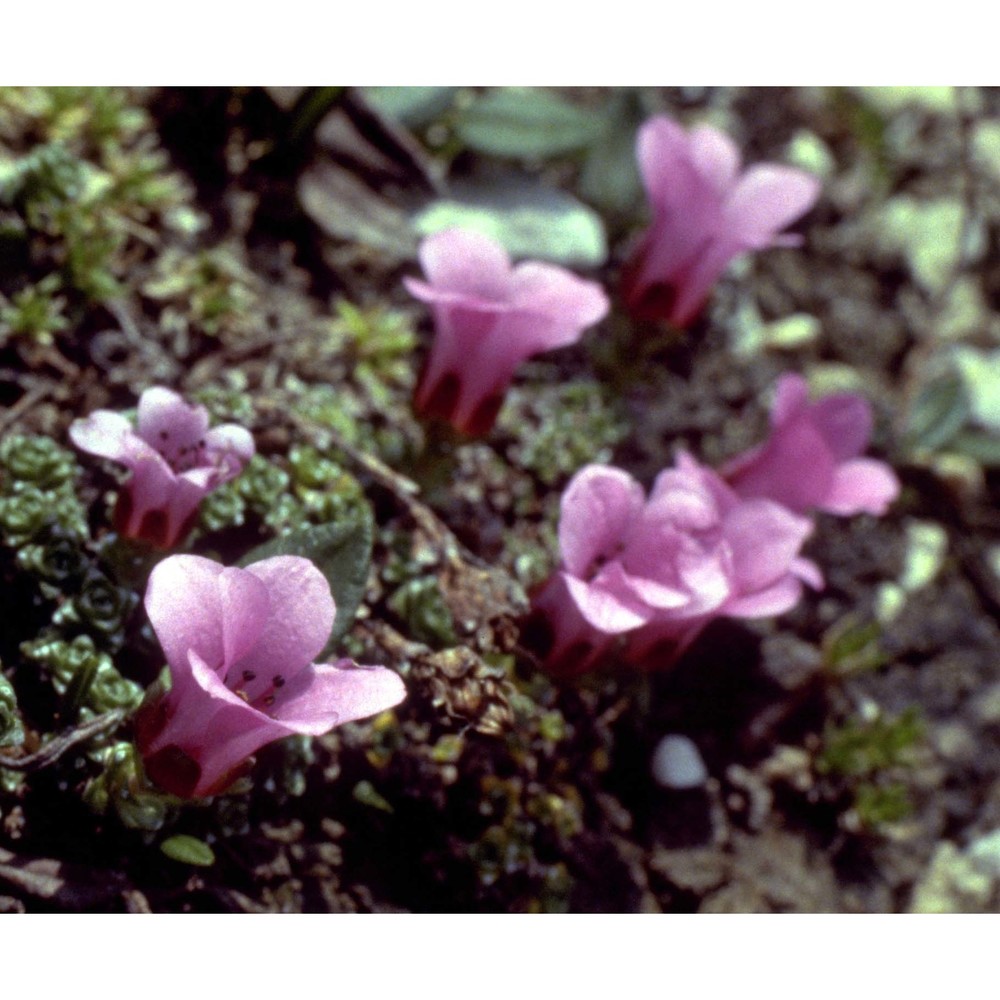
[143, 246, 256, 338]
[0, 88, 191, 306]
[0, 434, 79, 490]
[0, 274, 69, 346]
[199, 453, 290, 534]
[0, 672, 24, 749]
[59, 569, 136, 635]
[817, 708, 923, 779]
[500, 380, 629, 488]
[854, 782, 913, 828]
[288, 444, 367, 525]
[21, 634, 143, 720]
[821, 615, 889, 677]
[0, 437, 89, 551]
[84, 741, 170, 831]
[325, 299, 417, 401]
[387, 576, 458, 648]
[241, 504, 374, 652]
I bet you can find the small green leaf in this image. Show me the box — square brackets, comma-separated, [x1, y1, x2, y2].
[414, 175, 607, 267]
[352, 779, 394, 813]
[160, 835, 216, 867]
[456, 87, 601, 159]
[240, 505, 374, 651]
[905, 372, 970, 452]
[361, 87, 458, 128]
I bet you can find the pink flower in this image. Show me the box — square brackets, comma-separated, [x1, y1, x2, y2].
[135, 554, 406, 798]
[69, 386, 254, 548]
[536, 457, 822, 675]
[722, 374, 900, 517]
[404, 228, 609, 436]
[621, 115, 821, 327]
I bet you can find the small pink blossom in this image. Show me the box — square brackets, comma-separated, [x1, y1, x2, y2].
[536, 458, 822, 675]
[404, 228, 609, 436]
[621, 115, 821, 327]
[722, 374, 900, 517]
[135, 554, 406, 798]
[69, 387, 254, 548]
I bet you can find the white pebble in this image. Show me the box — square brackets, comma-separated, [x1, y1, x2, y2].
[651, 734, 708, 790]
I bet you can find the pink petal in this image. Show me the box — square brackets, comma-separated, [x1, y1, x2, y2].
[636, 117, 703, 216]
[403, 275, 510, 314]
[726, 418, 836, 513]
[770, 373, 811, 426]
[204, 424, 255, 476]
[723, 499, 814, 594]
[634, 118, 726, 288]
[233, 556, 336, 692]
[145, 555, 268, 676]
[688, 125, 742, 195]
[666, 234, 745, 327]
[178, 648, 291, 797]
[723, 164, 821, 250]
[508, 261, 609, 350]
[562, 566, 655, 634]
[790, 556, 825, 590]
[809, 393, 873, 461]
[673, 544, 733, 616]
[723, 575, 804, 618]
[271, 660, 406, 733]
[531, 573, 615, 675]
[136, 386, 210, 450]
[823, 458, 900, 516]
[558, 465, 645, 577]
[69, 410, 163, 470]
[417, 228, 513, 300]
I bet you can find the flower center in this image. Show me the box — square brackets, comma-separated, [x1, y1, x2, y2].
[153, 429, 212, 473]
[228, 668, 286, 713]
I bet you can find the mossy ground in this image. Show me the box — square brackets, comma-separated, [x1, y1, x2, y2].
[1, 87, 1000, 912]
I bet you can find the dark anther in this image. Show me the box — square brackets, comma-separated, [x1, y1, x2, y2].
[160, 430, 169, 439]
[272, 675, 285, 688]
[243, 670, 256, 681]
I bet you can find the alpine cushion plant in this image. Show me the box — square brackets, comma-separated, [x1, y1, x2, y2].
[536, 457, 823, 675]
[404, 227, 609, 436]
[135, 554, 406, 798]
[722, 373, 900, 516]
[69, 386, 254, 548]
[620, 115, 821, 327]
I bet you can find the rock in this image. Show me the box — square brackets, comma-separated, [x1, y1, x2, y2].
[651, 735, 709, 790]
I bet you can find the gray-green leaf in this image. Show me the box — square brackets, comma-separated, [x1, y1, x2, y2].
[361, 87, 459, 129]
[905, 372, 970, 452]
[456, 87, 601, 159]
[413, 175, 607, 267]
